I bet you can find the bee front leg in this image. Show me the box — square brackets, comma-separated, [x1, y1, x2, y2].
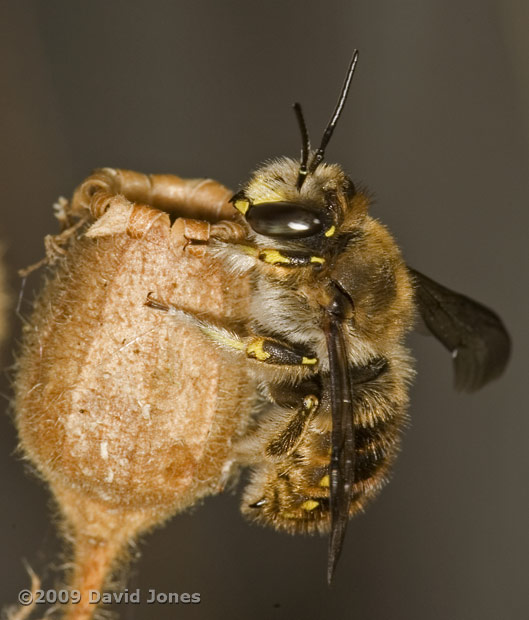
[145, 294, 318, 368]
[234, 244, 325, 268]
[209, 238, 325, 275]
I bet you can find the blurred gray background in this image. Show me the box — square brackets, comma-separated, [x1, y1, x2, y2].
[1, 1, 527, 619]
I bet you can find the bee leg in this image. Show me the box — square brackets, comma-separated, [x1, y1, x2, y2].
[234, 244, 325, 268]
[145, 294, 318, 367]
[238, 387, 331, 526]
[244, 336, 318, 366]
[265, 394, 319, 458]
[224, 243, 325, 267]
[256, 249, 325, 268]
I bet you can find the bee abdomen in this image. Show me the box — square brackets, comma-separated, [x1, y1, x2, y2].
[241, 415, 403, 534]
[354, 416, 401, 481]
[241, 355, 411, 534]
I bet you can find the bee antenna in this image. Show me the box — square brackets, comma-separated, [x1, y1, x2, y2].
[309, 50, 359, 173]
[293, 102, 311, 190]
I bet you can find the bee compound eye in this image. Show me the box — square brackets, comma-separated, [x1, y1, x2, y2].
[246, 202, 325, 239]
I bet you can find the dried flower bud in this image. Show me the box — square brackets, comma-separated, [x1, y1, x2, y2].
[14, 169, 253, 619]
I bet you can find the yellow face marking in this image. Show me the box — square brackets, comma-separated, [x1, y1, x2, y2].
[310, 256, 325, 264]
[324, 225, 336, 237]
[319, 475, 330, 488]
[234, 199, 250, 214]
[259, 249, 292, 265]
[246, 338, 270, 361]
[302, 356, 318, 365]
[301, 499, 320, 512]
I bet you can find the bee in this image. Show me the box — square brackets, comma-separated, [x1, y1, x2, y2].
[147, 51, 510, 582]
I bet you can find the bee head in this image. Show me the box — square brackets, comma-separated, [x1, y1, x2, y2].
[230, 52, 363, 245]
[231, 158, 358, 242]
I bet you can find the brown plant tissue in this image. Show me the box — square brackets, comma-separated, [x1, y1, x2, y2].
[13, 169, 253, 619]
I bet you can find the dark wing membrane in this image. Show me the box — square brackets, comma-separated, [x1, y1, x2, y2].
[409, 268, 511, 392]
[324, 312, 354, 584]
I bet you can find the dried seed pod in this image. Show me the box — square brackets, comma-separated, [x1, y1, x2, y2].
[14, 169, 253, 619]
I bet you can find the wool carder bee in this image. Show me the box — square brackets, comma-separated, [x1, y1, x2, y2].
[148, 51, 510, 582]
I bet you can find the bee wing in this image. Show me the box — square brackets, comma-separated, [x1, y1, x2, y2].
[324, 312, 354, 584]
[409, 268, 511, 392]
